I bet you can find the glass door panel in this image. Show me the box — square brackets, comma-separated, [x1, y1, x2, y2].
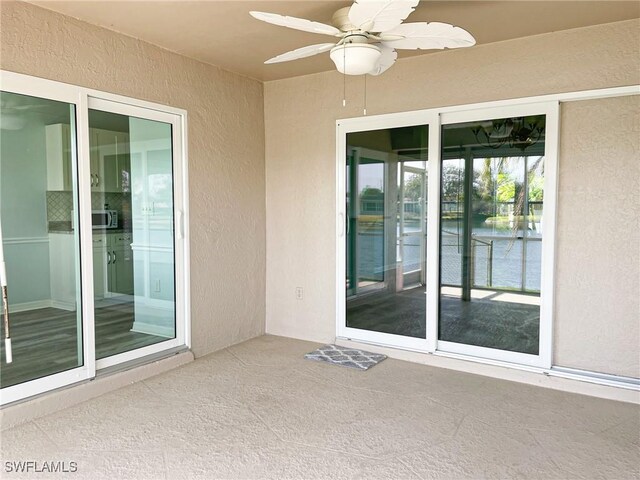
[0, 91, 83, 388]
[400, 164, 427, 287]
[439, 114, 546, 355]
[345, 125, 428, 339]
[88, 109, 176, 361]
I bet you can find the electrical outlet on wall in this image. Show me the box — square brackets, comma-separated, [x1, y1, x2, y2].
[295, 287, 303, 300]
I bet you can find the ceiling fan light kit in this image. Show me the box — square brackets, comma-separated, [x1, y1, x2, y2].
[330, 43, 382, 75]
[0, 114, 28, 131]
[250, 0, 476, 77]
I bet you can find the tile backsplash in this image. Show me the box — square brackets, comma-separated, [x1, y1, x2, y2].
[46, 191, 130, 230]
[46, 191, 73, 222]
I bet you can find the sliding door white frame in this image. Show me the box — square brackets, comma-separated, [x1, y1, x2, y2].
[0, 72, 94, 405]
[438, 101, 559, 368]
[87, 97, 188, 370]
[337, 111, 438, 352]
[337, 103, 558, 366]
[0, 70, 190, 405]
[336, 84, 639, 371]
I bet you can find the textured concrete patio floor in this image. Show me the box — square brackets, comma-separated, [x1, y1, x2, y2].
[1, 335, 639, 479]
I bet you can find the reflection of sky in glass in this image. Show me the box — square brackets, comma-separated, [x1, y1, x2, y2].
[132, 173, 172, 216]
[147, 174, 172, 202]
[472, 156, 525, 176]
[358, 163, 384, 193]
[402, 160, 426, 169]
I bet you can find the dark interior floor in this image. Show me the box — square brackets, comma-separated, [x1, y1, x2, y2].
[347, 286, 540, 354]
[0, 303, 166, 389]
[347, 286, 428, 338]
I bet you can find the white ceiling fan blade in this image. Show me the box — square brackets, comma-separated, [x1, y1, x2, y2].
[264, 43, 336, 64]
[250, 11, 341, 37]
[381, 22, 476, 49]
[369, 46, 397, 75]
[348, 0, 419, 33]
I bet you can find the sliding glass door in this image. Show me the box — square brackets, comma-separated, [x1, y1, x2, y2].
[0, 87, 91, 404]
[339, 118, 436, 350]
[338, 103, 557, 367]
[87, 98, 185, 370]
[437, 104, 557, 366]
[399, 163, 427, 288]
[0, 71, 188, 405]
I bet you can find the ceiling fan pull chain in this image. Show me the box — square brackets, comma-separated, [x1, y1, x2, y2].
[363, 74, 367, 116]
[343, 44, 347, 107]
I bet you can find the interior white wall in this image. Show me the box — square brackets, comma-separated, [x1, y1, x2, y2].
[264, 19, 640, 378]
[0, 126, 51, 305]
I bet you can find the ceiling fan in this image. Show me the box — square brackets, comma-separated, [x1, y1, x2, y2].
[250, 0, 476, 76]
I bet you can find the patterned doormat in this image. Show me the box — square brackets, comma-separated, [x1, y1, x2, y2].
[304, 344, 387, 370]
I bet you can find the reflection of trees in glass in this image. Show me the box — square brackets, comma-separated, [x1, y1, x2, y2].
[442, 156, 543, 228]
[528, 158, 544, 202]
[360, 187, 384, 215]
[402, 173, 423, 223]
[473, 156, 544, 235]
[404, 174, 422, 201]
[441, 163, 464, 220]
[496, 171, 515, 203]
[478, 158, 495, 201]
[360, 186, 383, 198]
[442, 164, 464, 201]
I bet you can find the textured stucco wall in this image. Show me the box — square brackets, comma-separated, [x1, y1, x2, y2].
[555, 96, 639, 377]
[0, 1, 266, 357]
[264, 19, 640, 376]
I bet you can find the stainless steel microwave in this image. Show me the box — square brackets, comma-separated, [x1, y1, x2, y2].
[92, 210, 118, 229]
[71, 210, 118, 229]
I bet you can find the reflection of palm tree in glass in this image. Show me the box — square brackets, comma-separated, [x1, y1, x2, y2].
[475, 156, 544, 250]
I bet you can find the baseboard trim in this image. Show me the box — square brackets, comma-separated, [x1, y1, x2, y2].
[50, 300, 76, 311]
[10, 300, 52, 313]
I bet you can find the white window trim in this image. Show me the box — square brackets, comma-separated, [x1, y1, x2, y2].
[336, 84, 640, 372]
[0, 70, 191, 405]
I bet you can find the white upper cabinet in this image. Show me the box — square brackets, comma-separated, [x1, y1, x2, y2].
[46, 124, 130, 192]
[91, 128, 130, 192]
[45, 123, 73, 191]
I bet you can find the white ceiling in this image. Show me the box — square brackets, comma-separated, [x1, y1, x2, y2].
[28, 1, 640, 82]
